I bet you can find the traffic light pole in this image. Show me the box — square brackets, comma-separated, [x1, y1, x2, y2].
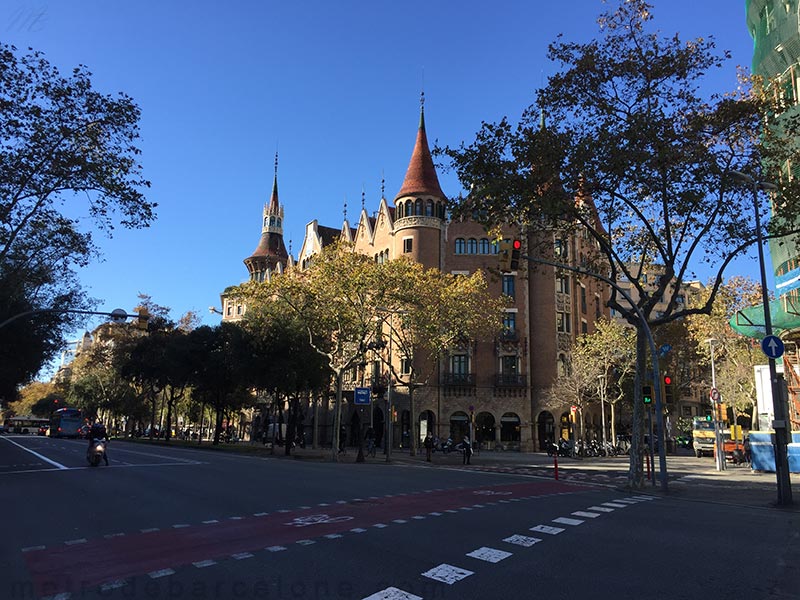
[523, 254, 669, 492]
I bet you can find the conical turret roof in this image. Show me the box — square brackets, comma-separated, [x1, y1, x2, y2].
[395, 105, 446, 201]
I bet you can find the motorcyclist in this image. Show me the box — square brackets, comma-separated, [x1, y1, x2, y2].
[88, 420, 109, 465]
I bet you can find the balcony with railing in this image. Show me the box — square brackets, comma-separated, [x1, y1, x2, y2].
[494, 373, 527, 388]
[442, 372, 475, 386]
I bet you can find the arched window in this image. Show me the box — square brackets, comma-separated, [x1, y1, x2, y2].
[397, 202, 405, 219]
[455, 238, 466, 254]
[467, 238, 478, 254]
[426, 200, 434, 216]
[479, 238, 490, 254]
[415, 198, 423, 215]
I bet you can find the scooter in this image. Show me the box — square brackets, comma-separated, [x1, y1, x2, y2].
[87, 438, 107, 467]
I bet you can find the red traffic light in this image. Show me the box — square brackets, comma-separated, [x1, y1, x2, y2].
[513, 239, 522, 250]
[663, 376, 672, 385]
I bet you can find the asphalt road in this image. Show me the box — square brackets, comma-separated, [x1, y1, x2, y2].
[2, 435, 798, 600]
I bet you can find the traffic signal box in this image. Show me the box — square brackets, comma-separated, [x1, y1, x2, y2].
[663, 375, 673, 404]
[715, 402, 727, 424]
[498, 239, 512, 272]
[642, 385, 653, 405]
[510, 239, 521, 270]
[137, 309, 150, 331]
[498, 239, 522, 273]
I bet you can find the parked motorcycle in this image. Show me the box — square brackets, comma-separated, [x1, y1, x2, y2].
[437, 437, 455, 454]
[87, 438, 107, 467]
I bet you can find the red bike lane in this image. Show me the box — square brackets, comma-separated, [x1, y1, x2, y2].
[24, 479, 585, 597]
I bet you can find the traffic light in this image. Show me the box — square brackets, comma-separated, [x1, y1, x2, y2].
[136, 309, 150, 331]
[663, 375, 673, 404]
[510, 239, 522, 270]
[642, 385, 653, 404]
[498, 239, 512, 272]
[716, 402, 727, 423]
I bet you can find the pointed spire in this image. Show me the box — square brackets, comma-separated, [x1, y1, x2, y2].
[361, 184, 366, 211]
[381, 170, 386, 199]
[343, 196, 347, 222]
[268, 152, 280, 213]
[395, 95, 446, 201]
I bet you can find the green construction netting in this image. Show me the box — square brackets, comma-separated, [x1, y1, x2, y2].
[730, 298, 800, 338]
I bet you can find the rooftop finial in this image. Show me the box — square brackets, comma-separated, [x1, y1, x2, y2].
[361, 184, 365, 211]
[343, 196, 347, 222]
[274, 151, 278, 177]
[381, 170, 385, 199]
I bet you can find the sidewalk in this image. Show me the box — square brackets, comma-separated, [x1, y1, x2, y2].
[289, 444, 800, 511]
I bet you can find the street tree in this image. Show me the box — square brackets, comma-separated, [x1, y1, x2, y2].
[241, 303, 329, 456]
[688, 276, 764, 429]
[236, 241, 401, 461]
[0, 44, 155, 395]
[185, 323, 253, 445]
[572, 318, 636, 445]
[370, 259, 504, 456]
[438, 0, 799, 488]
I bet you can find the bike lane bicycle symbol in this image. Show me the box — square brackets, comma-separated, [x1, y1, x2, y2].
[284, 514, 355, 528]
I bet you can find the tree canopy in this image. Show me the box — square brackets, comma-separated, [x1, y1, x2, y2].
[438, 0, 796, 487]
[0, 44, 154, 399]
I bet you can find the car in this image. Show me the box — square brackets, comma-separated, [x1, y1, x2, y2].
[37, 425, 49, 436]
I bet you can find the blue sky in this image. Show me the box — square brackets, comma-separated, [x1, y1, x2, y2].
[2, 1, 756, 349]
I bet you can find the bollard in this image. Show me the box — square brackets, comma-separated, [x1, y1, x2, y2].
[553, 451, 559, 480]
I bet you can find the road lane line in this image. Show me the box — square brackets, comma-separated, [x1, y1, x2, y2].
[421, 564, 474, 584]
[0, 436, 68, 470]
[363, 587, 423, 600]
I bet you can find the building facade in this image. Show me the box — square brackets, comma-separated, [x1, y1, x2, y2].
[226, 104, 612, 452]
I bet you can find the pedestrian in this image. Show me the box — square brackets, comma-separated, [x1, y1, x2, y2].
[743, 435, 751, 465]
[462, 436, 473, 465]
[365, 427, 376, 457]
[424, 433, 433, 462]
[338, 424, 347, 454]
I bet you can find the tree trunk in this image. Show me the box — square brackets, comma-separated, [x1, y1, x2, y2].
[628, 327, 647, 489]
[198, 402, 205, 445]
[331, 375, 343, 462]
[409, 384, 416, 457]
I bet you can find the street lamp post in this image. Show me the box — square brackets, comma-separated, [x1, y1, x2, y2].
[598, 373, 608, 453]
[731, 170, 792, 506]
[706, 338, 725, 472]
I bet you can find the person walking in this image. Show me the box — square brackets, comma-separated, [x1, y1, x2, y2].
[462, 436, 473, 465]
[423, 433, 434, 462]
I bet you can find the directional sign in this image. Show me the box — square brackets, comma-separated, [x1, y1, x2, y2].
[761, 335, 785, 359]
[354, 387, 371, 405]
[659, 344, 672, 357]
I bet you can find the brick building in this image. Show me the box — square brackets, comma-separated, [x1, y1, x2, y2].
[223, 103, 611, 452]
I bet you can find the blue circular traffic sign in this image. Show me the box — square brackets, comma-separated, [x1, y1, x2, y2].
[761, 335, 785, 359]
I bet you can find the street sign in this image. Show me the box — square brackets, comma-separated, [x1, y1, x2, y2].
[570, 405, 577, 413]
[710, 387, 720, 402]
[761, 335, 785, 359]
[354, 387, 371, 405]
[659, 344, 672, 357]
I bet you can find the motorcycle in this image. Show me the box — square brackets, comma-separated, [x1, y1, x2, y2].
[437, 437, 455, 454]
[87, 438, 107, 467]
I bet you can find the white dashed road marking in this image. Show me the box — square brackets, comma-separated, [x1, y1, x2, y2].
[148, 569, 175, 579]
[587, 505, 615, 513]
[530, 525, 565, 535]
[553, 517, 584, 526]
[466, 547, 513, 563]
[362, 587, 423, 600]
[572, 511, 601, 518]
[602, 502, 628, 508]
[421, 564, 474, 584]
[503, 534, 542, 547]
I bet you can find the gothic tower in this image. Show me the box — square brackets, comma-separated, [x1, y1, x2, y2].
[244, 154, 289, 282]
[393, 94, 447, 270]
